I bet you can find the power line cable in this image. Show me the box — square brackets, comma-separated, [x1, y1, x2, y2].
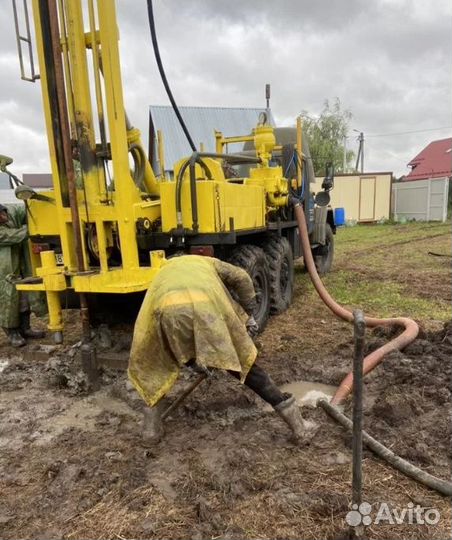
[366, 126, 452, 138]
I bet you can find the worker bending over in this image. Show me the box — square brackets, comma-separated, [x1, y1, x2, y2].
[0, 204, 45, 347]
[128, 254, 313, 444]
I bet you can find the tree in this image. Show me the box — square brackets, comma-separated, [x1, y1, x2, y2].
[301, 98, 355, 176]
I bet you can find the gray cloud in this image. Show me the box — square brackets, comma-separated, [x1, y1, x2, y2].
[1, 0, 451, 178]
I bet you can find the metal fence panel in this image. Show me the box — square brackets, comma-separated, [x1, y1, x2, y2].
[392, 177, 449, 222]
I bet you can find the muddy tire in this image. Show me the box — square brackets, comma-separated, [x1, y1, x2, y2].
[313, 224, 334, 275]
[228, 245, 270, 332]
[264, 236, 294, 314]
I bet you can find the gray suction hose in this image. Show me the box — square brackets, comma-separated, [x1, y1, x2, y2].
[318, 398, 452, 497]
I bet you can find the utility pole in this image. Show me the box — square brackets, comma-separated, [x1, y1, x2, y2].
[354, 130, 365, 173]
[343, 135, 347, 173]
[360, 132, 364, 173]
[265, 83, 271, 111]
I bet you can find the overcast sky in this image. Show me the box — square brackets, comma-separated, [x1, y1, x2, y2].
[1, 0, 451, 178]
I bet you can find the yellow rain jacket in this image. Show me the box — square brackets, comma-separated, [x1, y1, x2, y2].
[128, 255, 257, 406]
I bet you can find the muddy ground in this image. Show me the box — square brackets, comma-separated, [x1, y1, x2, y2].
[0, 225, 451, 540]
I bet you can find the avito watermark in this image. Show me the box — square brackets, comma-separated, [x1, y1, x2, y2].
[346, 501, 441, 527]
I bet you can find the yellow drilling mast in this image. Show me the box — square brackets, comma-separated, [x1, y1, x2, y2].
[12, 0, 335, 378]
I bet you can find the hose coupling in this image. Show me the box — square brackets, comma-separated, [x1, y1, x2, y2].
[289, 195, 301, 207]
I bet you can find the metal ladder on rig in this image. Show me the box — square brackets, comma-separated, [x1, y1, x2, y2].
[12, 0, 40, 82]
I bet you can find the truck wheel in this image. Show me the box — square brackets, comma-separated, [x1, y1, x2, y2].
[228, 245, 270, 332]
[264, 236, 294, 314]
[313, 224, 334, 275]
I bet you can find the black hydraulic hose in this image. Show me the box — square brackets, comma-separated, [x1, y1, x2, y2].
[175, 160, 190, 227]
[189, 157, 199, 232]
[187, 152, 260, 232]
[175, 152, 261, 230]
[428, 251, 452, 258]
[188, 152, 261, 165]
[129, 143, 146, 190]
[175, 157, 212, 228]
[318, 399, 452, 497]
[147, 0, 197, 152]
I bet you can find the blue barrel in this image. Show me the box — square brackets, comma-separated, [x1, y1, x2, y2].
[334, 207, 345, 226]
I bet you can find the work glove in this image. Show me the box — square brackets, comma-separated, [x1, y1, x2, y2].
[246, 315, 259, 337]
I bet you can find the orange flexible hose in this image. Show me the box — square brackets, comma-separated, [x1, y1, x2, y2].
[293, 202, 419, 405]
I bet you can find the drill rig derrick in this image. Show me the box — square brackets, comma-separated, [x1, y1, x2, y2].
[13, 0, 170, 384]
[13, 0, 335, 352]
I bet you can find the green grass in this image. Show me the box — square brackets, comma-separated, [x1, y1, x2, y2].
[335, 221, 450, 255]
[321, 270, 451, 320]
[298, 221, 451, 322]
[358, 235, 451, 276]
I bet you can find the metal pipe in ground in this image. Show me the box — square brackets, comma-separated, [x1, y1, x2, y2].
[352, 309, 365, 506]
[351, 310, 365, 539]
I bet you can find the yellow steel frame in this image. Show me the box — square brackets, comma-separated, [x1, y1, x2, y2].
[18, 0, 166, 334]
[17, 0, 294, 337]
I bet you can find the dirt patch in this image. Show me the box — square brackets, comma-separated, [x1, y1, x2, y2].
[0, 316, 451, 539]
[1, 223, 451, 539]
[363, 322, 451, 476]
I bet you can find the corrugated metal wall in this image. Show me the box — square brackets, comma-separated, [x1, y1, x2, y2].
[392, 177, 449, 222]
[149, 106, 275, 175]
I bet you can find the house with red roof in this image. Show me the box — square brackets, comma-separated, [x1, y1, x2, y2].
[404, 137, 452, 181]
[393, 137, 451, 222]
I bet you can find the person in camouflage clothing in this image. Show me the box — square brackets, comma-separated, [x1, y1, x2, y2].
[129, 254, 314, 445]
[0, 203, 45, 347]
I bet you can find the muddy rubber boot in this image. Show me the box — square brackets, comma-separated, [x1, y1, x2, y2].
[19, 311, 46, 339]
[274, 396, 317, 444]
[142, 403, 164, 446]
[3, 328, 26, 348]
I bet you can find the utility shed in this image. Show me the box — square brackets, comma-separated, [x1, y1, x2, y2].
[312, 173, 392, 223]
[148, 105, 275, 177]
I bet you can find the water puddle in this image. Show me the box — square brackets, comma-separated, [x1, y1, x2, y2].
[254, 381, 336, 411]
[280, 380, 337, 407]
[261, 380, 336, 411]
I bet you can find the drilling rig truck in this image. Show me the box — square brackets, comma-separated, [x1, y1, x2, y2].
[11, 0, 335, 374]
